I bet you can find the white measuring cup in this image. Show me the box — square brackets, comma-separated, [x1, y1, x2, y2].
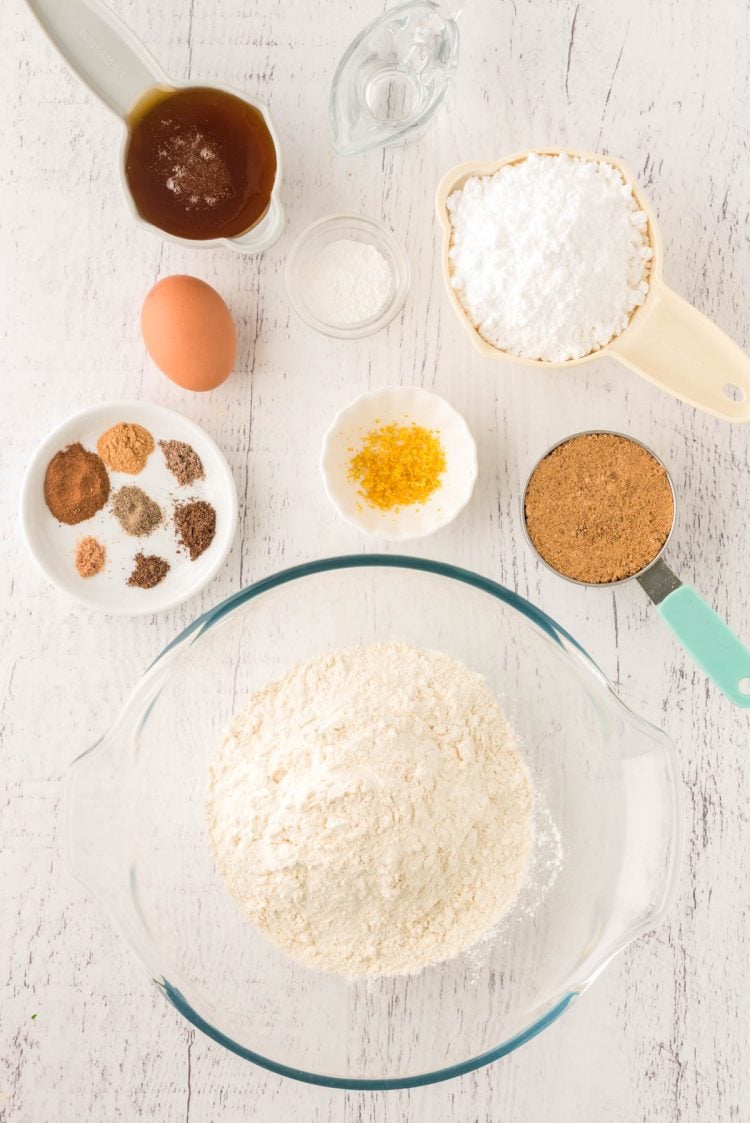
[436, 148, 750, 422]
[26, 0, 284, 254]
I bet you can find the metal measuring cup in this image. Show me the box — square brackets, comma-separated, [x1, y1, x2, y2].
[521, 431, 750, 708]
[436, 147, 750, 422]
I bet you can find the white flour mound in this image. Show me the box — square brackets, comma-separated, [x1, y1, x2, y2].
[206, 643, 534, 978]
[447, 152, 652, 362]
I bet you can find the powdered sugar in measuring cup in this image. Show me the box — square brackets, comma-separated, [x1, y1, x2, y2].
[447, 152, 652, 362]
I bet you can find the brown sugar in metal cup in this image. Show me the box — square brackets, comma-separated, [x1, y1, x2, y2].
[521, 430, 750, 707]
[522, 431, 675, 587]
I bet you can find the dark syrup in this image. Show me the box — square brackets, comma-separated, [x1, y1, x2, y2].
[125, 86, 277, 240]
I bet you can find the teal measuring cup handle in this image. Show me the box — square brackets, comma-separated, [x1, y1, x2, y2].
[658, 585, 750, 707]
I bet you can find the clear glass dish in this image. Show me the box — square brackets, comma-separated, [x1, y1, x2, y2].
[284, 215, 410, 339]
[329, 0, 461, 157]
[65, 555, 682, 1089]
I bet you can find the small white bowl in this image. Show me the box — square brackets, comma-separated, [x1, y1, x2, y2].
[20, 401, 238, 616]
[285, 215, 410, 339]
[320, 386, 478, 540]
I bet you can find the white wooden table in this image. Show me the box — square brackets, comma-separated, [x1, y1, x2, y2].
[3, 0, 750, 1118]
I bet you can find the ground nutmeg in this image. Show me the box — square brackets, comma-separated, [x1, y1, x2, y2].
[44, 443, 110, 525]
[173, 500, 216, 560]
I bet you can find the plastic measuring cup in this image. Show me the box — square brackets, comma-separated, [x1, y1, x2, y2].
[522, 431, 750, 707]
[436, 148, 750, 422]
[25, 0, 284, 254]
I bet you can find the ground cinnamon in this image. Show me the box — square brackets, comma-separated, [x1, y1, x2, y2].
[524, 432, 675, 584]
[44, 443, 110, 525]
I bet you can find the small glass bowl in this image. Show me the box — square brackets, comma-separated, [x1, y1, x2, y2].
[284, 215, 411, 339]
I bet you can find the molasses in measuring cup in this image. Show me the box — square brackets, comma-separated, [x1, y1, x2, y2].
[26, 0, 284, 253]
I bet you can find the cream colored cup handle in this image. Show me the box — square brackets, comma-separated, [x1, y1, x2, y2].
[25, 0, 168, 120]
[609, 282, 750, 422]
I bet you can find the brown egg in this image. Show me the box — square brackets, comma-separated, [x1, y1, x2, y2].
[141, 275, 237, 391]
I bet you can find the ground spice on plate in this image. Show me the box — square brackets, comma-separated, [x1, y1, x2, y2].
[347, 422, 446, 511]
[159, 439, 204, 487]
[44, 443, 110, 525]
[97, 422, 155, 474]
[524, 432, 675, 584]
[127, 552, 170, 589]
[75, 536, 106, 578]
[173, 499, 216, 560]
[112, 486, 163, 536]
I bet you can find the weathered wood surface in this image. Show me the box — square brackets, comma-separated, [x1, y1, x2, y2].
[2, 0, 750, 1118]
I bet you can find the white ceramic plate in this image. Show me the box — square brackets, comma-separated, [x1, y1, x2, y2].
[20, 400, 238, 615]
[320, 386, 478, 541]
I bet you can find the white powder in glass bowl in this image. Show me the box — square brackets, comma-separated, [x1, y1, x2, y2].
[447, 152, 653, 362]
[302, 238, 393, 326]
[206, 642, 533, 978]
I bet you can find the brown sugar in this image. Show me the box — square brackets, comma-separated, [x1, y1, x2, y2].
[524, 432, 675, 584]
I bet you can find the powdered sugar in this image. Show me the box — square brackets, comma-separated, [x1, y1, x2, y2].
[206, 643, 534, 978]
[301, 238, 393, 325]
[447, 153, 653, 362]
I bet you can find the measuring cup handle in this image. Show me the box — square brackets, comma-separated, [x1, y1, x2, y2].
[609, 283, 750, 422]
[25, 0, 169, 119]
[658, 585, 750, 707]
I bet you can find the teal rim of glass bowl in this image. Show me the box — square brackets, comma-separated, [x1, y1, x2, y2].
[146, 553, 602, 1089]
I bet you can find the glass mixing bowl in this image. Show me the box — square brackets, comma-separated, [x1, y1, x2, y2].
[66, 555, 682, 1089]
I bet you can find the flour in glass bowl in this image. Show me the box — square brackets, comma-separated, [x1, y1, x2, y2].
[447, 153, 652, 362]
[206, 643, 534, 978]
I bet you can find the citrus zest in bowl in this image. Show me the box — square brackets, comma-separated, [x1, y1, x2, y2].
[347, 421, 446, 511]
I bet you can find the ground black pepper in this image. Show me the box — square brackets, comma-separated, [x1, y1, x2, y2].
[112, 486, 162, 536]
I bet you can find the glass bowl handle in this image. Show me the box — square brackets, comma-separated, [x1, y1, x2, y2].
[66, 724, 168, 979]
[66, 732, 126, 907]
[582, 719, 683, 981]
